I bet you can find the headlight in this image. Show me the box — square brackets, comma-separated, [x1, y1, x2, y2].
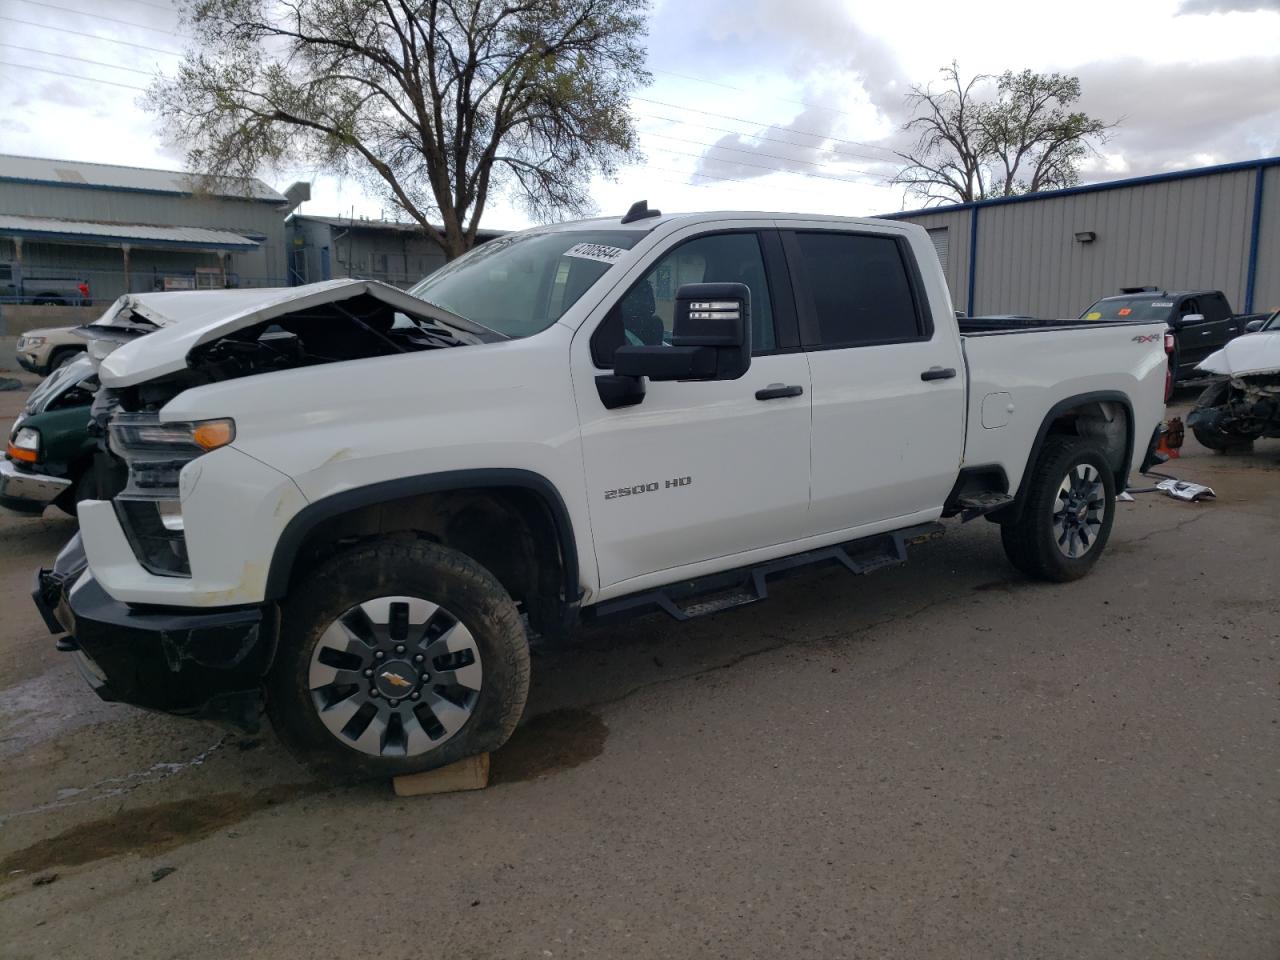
[110, 417, 235, 454]
[107, 414, 235, 577]
[7, 427, 40, 463]
[22, 336, 46, 349]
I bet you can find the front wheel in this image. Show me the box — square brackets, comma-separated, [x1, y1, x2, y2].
[1000, 437, 1116, 582]
[267, 539, 530, 783]
[1188, 381, 1255, 452]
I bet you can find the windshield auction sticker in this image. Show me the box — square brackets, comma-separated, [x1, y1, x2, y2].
[565, 242, 626, 265]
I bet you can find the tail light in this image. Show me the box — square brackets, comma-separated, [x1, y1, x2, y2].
[1163, 332, 1175, 402]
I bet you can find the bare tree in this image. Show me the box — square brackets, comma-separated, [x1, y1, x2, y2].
[148, 0, 651, 258]
[892, 62, 1114, 205]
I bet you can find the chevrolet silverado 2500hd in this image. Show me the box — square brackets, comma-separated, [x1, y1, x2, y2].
[34, 207, 1169, 782]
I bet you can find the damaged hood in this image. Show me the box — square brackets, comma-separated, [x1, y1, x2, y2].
[1197, 331, 1280, 378]
[95, 279, 488, 388]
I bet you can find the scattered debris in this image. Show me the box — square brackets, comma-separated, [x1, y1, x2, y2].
[1156, 478, 1216, 502]
[1117, 491, 1135, 502]
[31, 873, 58, 886]
[150, 866, 177, 883]
[0, 376, 21, 391]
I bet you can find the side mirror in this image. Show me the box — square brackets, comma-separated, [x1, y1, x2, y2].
[1244, 319, 1264, 333]
[597, 283, 752, 409]
[1172, 312, 1204, 330]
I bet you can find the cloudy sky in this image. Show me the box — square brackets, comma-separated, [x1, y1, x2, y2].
[3, 0, 1279, 231]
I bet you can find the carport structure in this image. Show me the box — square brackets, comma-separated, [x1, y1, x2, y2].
[0, 214, 262, 300]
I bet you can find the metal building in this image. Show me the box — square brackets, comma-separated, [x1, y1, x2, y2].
[0, 154, 309, 304]
[288, 214, 505, 288]
[885, 156, 1279, 320]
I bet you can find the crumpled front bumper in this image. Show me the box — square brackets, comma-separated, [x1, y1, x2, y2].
[0, 458, 72, 514]
[33, 533, 277, 731]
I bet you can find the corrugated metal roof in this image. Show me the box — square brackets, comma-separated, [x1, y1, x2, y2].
[290, 213, 507, 238]
[0, 214, 261, 250]
[0, 153, 286, 203]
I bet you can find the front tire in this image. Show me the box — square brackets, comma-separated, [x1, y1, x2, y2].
[267, 539, 530, 783]
[1000, 437, 1116, 582]
[1189, 381, 1255, 452]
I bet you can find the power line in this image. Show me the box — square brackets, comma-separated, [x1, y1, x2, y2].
[0, 60, 148, 91]
[646, 144, 870, 187]
[0, 42, 156, 76]
[641, 128, 878, 178]
[0, 16, 183, 56]
[13, 0, 182, 37]
[633, 96, 897, 155]
[651, 68, 865, 122]
[118, 0, 180, 10]
[638, 110, 892, 166]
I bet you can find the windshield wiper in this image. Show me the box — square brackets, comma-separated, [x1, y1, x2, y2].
[411, 296, 509, 342]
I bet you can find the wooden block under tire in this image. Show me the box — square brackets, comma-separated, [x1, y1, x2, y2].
[392, 753, 490, 797]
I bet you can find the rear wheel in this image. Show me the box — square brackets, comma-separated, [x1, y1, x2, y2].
[267, 538, 530, 783]
[1001, 437, 1116, 582]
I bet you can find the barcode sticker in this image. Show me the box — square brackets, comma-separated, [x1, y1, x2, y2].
[565, 243, 626, 264]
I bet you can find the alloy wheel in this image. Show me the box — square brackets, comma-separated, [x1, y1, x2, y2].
[1051, 463, 1105, 559]
[307, 596, 483, 757]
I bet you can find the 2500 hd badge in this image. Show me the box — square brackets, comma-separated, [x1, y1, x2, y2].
[604, 476, 693, 500]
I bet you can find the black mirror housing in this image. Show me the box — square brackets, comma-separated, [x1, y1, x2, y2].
[1245, 319, 1264, 333]
[671, 281, 751, 380]
[595, 282, 752, 408]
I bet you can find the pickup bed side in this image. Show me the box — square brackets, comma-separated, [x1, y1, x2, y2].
[961, 321, 1169, 496]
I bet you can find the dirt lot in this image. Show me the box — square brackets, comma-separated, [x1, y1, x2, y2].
[0, 375, 1277, 959]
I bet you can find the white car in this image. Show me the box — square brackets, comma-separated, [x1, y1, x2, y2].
[35, 207, 1169, 782]
[1187, 309, 1280, 451]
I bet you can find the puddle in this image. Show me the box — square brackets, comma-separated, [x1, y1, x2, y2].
[972, 579, 1020, 593]
[0, 784, 311, 880]
[0, 737, 229, 825]
[489, 708, 608, 784]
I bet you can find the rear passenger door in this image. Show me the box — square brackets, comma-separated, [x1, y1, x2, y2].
[780, 226, 965, 537]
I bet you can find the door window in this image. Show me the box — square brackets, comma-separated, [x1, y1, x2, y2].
[790, 232, 926, 348]
[591, 232, 776, 366]
[1201, 293, 1230, 323]
[1180, 298, 1202, 321]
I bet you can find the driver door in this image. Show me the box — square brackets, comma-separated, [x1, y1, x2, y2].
[571, 225, 812, 593]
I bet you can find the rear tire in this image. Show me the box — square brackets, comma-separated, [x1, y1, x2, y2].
[1189, 381, 1255, 452]
[1000, 437, 1116, 582]
[267, 538, 530, 783]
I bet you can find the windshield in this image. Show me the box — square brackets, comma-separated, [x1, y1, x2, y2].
[1263, 309, 1280, 331]
[407, 230, 644, 339]
[25, 354, 95, 413]
[1080, 297, 1175, 322]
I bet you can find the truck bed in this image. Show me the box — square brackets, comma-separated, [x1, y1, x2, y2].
[959, 319, 1169, 493]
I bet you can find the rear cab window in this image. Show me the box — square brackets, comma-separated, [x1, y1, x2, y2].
[783, 230, 932, 349]
[1081, 297, 1176, 322]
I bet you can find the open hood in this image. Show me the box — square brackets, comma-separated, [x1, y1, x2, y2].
[96, 279, 497, 388]
[1197, 331, 1280, 378]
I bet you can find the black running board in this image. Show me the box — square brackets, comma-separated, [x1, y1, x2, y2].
[584, 522, 944, 624]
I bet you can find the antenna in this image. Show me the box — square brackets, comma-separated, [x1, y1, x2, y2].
[621, 200, 662, 224]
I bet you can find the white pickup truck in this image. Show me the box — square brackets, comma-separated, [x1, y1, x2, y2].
[35, 207, 1168, 782]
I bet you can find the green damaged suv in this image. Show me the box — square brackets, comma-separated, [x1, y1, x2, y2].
[1, 356, 100, 515]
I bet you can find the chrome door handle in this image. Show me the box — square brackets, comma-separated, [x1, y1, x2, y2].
[920, 367, 957, 381]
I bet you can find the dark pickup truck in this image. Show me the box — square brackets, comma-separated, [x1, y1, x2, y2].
[0, 263, 91, 305]
[1080, 288, 1268, 382]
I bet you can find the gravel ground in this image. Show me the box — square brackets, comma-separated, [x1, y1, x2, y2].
[0, 378, 1276, 960]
